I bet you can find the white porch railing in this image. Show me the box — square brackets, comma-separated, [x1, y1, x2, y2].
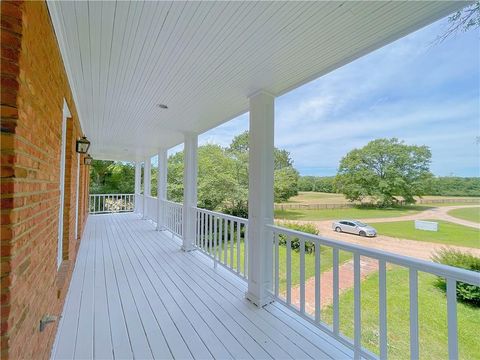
[267, 224, 480, 360]
[164, 200, 183, 237]
[89, 194, 135, 214]
[144, 195, 157, 221]
[194, 208, 248, 279]
[122, 197, 478, 359]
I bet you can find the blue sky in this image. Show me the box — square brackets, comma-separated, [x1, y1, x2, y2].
[177, 17, 479, 177]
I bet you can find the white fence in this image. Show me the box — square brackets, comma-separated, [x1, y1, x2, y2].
[89, 194, 135, 214]
[194, 208, 248, 279]
[267, 224, 480, 360]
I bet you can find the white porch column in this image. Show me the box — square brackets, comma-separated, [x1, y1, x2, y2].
[143, 156, 151, 219]
[246, 91, 275, 307]
[182, 132, 198, 251]
[156, 148, 168, 231]
[134, 161, 141, 213]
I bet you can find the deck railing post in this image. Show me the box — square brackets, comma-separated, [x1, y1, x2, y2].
[142, 157, 151, 219]
[182, 132, 198, 251]
[156, 148, 168, 231]
[134, 161, 141, 213]
[245, 90, 275, 307]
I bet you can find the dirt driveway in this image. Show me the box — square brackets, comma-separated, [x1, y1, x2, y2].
[282, 205, 480, 261]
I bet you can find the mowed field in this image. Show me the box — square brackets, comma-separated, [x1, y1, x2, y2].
[274, 192, 480, 222]
[277, 192, 480, 206]
[448, 207, 480, 223]
[273, 192, 479, 358]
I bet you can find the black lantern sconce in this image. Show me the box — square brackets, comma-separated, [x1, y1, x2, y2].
[76, 136, 90, 154]
[84, 154, 93, 165]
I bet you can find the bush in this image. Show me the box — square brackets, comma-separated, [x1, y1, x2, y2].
[275, 222, 319, 254]
[432, 249, 480, 306]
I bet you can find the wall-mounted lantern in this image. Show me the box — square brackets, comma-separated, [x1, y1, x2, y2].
[76, 136, 90, 154]
[84, 154, 93, 165]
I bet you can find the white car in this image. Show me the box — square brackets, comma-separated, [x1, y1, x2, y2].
[332, 220, 377, 237]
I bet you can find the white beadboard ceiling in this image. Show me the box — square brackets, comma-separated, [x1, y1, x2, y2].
[47, 1, 465, 161]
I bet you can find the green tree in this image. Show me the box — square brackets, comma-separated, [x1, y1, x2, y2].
[226, 131, 299, 205]
[90, 160, 135, 194]
[335, 138, 432, 206]
[197, 145, 237, 210]
[167, 151, 184, 202]
[166, 131, 299, 215]
[274, 167, 300, 201]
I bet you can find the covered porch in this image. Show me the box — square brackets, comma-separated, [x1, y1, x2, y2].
[52, 213, 351, 360]
[46, 1, 478, 359]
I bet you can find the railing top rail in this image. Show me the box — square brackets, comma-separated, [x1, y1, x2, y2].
[194, 207, 248, 223]
[90, 193, 135, 196]
[267, 224, 480, 286]
[162, 199, 183, 207]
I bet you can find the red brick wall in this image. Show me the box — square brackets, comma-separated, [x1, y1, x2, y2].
[1, 1, 89, 359]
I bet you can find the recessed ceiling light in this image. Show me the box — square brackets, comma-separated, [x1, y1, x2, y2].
[157, 104, 168, 109]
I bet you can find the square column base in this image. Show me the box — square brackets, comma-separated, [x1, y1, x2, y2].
[181, 243, 196, 252]
[245, 291, 274, 308]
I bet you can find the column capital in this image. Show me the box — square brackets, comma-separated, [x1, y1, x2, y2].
[247, 89, 275, 100]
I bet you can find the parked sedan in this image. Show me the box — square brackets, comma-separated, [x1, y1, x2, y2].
[332, 220, 377, 237]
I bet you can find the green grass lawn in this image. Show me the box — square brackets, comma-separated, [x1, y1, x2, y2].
[203, 240, 351, 292]
[274, 206, 422, 221]
[321, 267, 480, 359]
[276, 192, 480, 206]
[448, 207, 480, 223]
[278, 192, 349, 204]
[373, 220, 480, 248]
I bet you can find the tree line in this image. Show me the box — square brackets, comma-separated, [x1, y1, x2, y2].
[90, 131, 299, 216]
[90, 136, 479, 211]
[299, 175, 480, 197]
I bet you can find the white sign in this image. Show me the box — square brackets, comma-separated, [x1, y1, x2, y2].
[415, 220, 438, 232]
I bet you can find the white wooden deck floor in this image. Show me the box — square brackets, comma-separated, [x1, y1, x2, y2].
[52, 213, 352, 360]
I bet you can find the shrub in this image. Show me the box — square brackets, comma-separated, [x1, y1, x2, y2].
[432, 248, 480, 306]
[275, 222, 319, 254]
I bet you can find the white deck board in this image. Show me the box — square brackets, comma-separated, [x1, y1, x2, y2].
[53, 213, 353, 360]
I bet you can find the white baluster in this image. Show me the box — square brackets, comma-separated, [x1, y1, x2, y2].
[236, 220, 241, 274]
[315, 242, 321, 323]
[213, 216, 217, 268]
[447, 278, 458, 360]
[300, 238, 305, 314]
[409, 269, 419, 360]
[274, 232, 279, 298]
[230, 220, 234, 269]
[354, 254, 361, 360]
[333, 248, 340, 335]
[286, 236, 292, 305]
[379, 259, 387, 360]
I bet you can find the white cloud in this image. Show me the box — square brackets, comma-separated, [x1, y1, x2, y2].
[190, 17, 480, 176]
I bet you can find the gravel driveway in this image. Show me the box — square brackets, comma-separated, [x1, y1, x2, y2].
[281, 205, 480, 261]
